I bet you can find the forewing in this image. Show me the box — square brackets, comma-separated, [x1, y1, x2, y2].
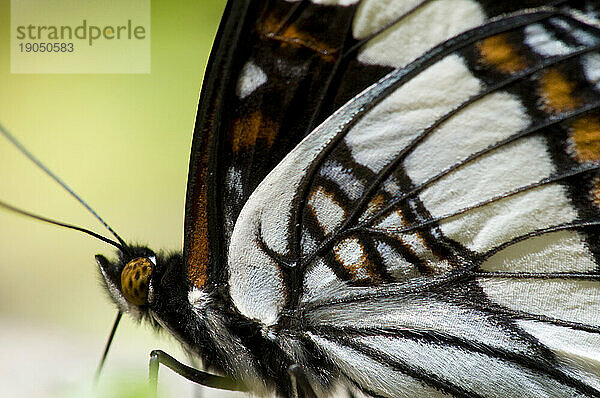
[227, 3, 600, 397]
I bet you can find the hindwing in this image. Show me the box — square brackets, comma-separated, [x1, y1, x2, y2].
[223, 2, 600, 397]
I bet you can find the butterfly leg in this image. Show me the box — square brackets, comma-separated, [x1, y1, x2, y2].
[288, 364, 318, 398]
[148, 350, 247, 397]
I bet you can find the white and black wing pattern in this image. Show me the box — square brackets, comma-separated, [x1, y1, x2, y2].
[227, 4, 600, 398]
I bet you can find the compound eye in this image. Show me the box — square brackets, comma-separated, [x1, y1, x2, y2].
[121, 257, 153, 305]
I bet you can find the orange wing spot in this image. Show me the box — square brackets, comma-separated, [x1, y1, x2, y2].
[369, 194, 386, 213]
[230, 111, 278, 153]
[259, 15, 337, 62]
[477, 34, 528, 73]
[333, 237, 379, 282]
[591, 176, 600, 208]
[539, 69, 582, 114]
[570, 114, 600, 163]
[358, 193, 386, 223]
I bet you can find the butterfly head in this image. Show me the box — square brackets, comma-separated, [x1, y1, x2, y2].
[95, 245, 161, 318]
[120, 256, 153, 305]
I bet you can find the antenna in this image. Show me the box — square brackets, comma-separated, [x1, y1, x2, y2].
[0, 199, 125, 251]
[0, 122, 129, 252]
[1, 122, 131, 380]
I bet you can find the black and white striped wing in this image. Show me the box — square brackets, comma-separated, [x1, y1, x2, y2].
[227, 4, 600, 398]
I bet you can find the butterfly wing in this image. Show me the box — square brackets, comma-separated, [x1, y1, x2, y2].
[183, 0, 399, 290]
[226, 3, 600, 397]
[183, 0, 555, 290]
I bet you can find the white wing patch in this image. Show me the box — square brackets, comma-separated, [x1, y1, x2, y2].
[236, 61, 267, 99]
[404, 92, 529, 184]
[583, 53, 600, 89]
[312, 0, 360, 5]
[375, 210, 453, 274]
[479, 278, 600, 327]
[303, 259, 346, 303]
[345, 55, 481, 173]
[333, 237, 372, 280]
[549, 17, 600, 46]
[481, 230, 597, 273]
[352, 0, 423, 38]
[353, 0, 484, 68]
[308, 186, 346, 235]
[417, 140, 578, 252]
[524, 23, 577, 56]
[283, 0, 360, 4]
[308, 295, 537, 356]
[308, 333, 454, 398]
[228, 212, 286, 326]
[357, 336, 585, 398]
[518, 320, 600, 391]
[320, 160, 365, 201]
[375, 240, 419, 279]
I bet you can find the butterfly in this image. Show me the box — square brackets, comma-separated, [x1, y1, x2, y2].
[4, 0, 600, 397]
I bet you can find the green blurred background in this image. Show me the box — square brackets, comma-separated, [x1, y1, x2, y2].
[0, 0, 248, 397]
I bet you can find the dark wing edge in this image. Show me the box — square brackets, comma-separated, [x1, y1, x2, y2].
[184, 1, 252, 289]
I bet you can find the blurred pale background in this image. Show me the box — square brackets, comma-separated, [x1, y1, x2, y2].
[0, 0, 248, 397]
